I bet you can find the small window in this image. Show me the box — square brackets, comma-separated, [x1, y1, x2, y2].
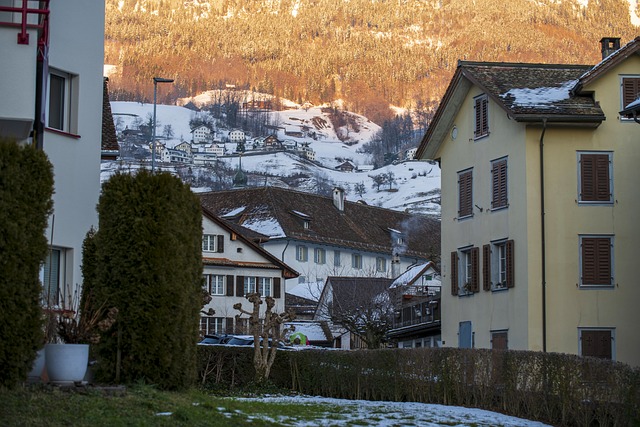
[296, 245, 308, 262]
[578, 152, 613, 204]
[451, 247, 479, 295]
[203, 274, 225, 295]
[491, 157, 508, 210]
[202, 234, 224, 253]
[42, 248, 63, 306]
[473, 94, 489, 139]
[352, 254, 363, 269]
[303, 220, 310, 229]
[200, 316, 224, 335]
[334, 250, 341, 267]
[458, 168, 473, 219]
[580, 235, 613, 287]
[258, 277, 272, 297]
[376, 257, 386, 272]
[579, 328, 614, 360]
[47, 69, 78, 133]
[483, 240, 515, 291]
[314, 248, 326, 264]
[491, 330, 508, 350]
[621, 77, 640, 120]
[244, 276, 257, 295]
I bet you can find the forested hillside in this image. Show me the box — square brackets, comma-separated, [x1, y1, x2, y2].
[105, 0, 638, 123]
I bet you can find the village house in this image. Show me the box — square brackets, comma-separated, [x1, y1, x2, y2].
[199, 208, 298, 336]
[0, 1, 104, 304]
[335, 160, 356, 172]
[191, 124, 211, 144]
[417, 37, 640, 367]
[199, 186, 441, 297]
[174, 141, 192, 153]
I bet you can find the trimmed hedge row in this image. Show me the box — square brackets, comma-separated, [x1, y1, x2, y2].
[197, 346, 640, 426]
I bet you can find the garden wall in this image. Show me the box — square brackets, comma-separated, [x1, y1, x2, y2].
[197, 346, 640, 426]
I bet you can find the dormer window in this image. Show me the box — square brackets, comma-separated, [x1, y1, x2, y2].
[303, 220, 310, 229]
[387, 228, 405, 246]
[291, 210, 312, 230]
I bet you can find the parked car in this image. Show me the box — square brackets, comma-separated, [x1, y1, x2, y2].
[224, 335, 295, 350]
[197, 334, 231, 345]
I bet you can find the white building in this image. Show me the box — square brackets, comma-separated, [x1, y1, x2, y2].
[0, 0, 104, 303]
[191, 125, 211, 144]
[228, 130, 245, 143]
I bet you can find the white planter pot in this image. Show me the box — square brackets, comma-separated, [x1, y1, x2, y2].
[45, 343, 89, 384]
[27, 349, 46, 381]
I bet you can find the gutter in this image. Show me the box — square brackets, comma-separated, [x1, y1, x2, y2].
[539, 119, 547, 353]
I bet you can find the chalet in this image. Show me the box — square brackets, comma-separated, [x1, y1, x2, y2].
[199, 208, 298, 335]
[416, 37, 640, 366]
[174, 141, 192, 153]
[191, 125, 211, 144]
[335, 161, 356, 172]
[199, 186, 440, 295]
[262, 134, 282, 150]
[1, 1, 104, 304]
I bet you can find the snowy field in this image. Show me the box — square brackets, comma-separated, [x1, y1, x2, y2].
[226, 395, 551, 426]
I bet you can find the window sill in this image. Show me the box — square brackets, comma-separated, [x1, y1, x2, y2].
[457, 214, 474, 221]
[577, 201, 614, 206]
[45, 127, 81, 139]
[490, 205, 509, 212]
[473, 133, 489, 141]
[579, 284, 615, 290]
[491, 286, 509, 293]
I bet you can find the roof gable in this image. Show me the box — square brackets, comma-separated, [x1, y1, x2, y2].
[577, 36, 640, 90]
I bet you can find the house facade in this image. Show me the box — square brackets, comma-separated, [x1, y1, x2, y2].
[417, 37, 640, 366]
[199, 208, 298, 336]
[191, 125, 211, 143]
[1, 0, 104, 304]
[200, 186, 441, 295]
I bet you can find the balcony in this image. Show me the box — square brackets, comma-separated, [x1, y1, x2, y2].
[0, 1, 49, 140]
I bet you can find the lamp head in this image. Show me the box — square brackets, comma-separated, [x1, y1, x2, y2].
[153, 77, 174, 84]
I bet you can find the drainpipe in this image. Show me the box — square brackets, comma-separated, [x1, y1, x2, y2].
[539, 119, 547, 353]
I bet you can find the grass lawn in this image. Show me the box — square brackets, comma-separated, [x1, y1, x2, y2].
[0, 384, 328, 426]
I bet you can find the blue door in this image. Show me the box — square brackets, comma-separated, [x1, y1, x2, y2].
[459, 321, 472, 348]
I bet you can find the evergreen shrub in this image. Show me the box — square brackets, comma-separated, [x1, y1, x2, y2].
[0, 138, 53, 388]
[92, 170, 202, 390]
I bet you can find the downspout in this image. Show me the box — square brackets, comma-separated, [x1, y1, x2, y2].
[539, 119, 547, 353]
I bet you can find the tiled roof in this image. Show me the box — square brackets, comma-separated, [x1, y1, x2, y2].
[326, 277, 394, 312]
[102, 78, 119, 159]
[577, 36, 640, 89]
[199, 186, 440, 259]
[460, 62, 603, 120]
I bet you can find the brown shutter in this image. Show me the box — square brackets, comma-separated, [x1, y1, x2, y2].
[225, 317, 234, 334]
[450, 251, 459, 296]
[622, 78, 640, 109]
[582, 237, 611, 285]
[471, 247, 479, 292]
[217, 235, 224, 253]
[483, 244, 491, 291]
[474, 97, 482, 137]
[491, 159, 507, 209]
[226, 275, 234, 296]
[491, 332, 508, 350]
[580, 154, 610, 202]
[481, 97, 488, 135]
[274, 277, 281, 298]
[458, 170, 473, 217]
[581, 330, 612, 359]
[236, 275, 245, 296]
[506, 239, 515, 288]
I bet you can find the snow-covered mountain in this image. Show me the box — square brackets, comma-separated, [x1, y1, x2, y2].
[104, 101, 441, 217]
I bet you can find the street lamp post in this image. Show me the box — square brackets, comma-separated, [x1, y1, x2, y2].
[151, 77, 174, 173]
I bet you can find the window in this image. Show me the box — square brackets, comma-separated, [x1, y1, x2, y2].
[47, 69, 78, 133]
[491, 330, 508, 350]
[451, 247, 479, 295]
[296, 245, 308, 262]
[579, 328, 614, 360]
[202, 234, 224, 253]
[483, 240, 514, 291]
[314, 248, 326, 264]
[258, 277, 272, 296]
[352, 254, 363, 269]
[473, 94, 489, 139]
[42, 248, 64, 306]
[458, 168, 473, 218]
[334, 251, 341, 267]
[578, 152, 612, 204]
[244, 276, 257, 295]
[203, 274, 225, 295]
[580, 235, 613, 287]
[491, 157, 508, 210]
[200, 316, 224, 335]
[621, 77, 640, 120]
[376, 257, 386, 272]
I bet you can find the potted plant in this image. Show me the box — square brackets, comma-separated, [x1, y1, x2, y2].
[44, 288, 117, 384]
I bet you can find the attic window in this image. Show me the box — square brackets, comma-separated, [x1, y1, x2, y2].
[387, 228, 405, 245]
[474, 94, 489, 139]
[291, 210, 312, 229]
[221, 206, 246, 221]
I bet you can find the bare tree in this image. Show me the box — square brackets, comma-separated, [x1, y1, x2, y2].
[234, 293, 295, 383]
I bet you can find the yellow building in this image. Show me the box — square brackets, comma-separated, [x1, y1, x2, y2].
[417, 37, 640, 367]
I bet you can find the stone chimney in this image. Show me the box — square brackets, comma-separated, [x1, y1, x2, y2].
[600, 37, 621, 60]
[391, 252, 401, 278]
[332, 187, 345, 211]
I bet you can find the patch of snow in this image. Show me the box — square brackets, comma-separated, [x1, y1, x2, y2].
[288, 281, 324, 301]
[221, 206, 246, 218]
[500, 80, 578, 106]
[629, 0, 640, 26]
[241, 217, 285, 238]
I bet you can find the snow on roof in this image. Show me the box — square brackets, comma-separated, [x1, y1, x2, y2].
[221, 206, 246, 218]
[286, 321, 327, 342]
[500, 79, 578, 107]
[291, 210, 310, 218]
[241, 217, 285, 238]
[390, 262, 439, 288]
[287, 281, 324, 302]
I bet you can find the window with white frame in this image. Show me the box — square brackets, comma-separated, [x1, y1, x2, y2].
[451, 246, 479, 296]
[473, 94, 489, 139]
[314, 248, 326, 264]
[579, 328, 614, 360]
[483, 240, 514, 291]
[202, 234, 224, 253]
[334, 250, 341, 267]
[621, 76, 640, 120]
[376, 257, 386, 272]
[47, 69, 78, 133]
[491, 157, 508, 210]
[258, 277, 272, 296]
[579, 235, 614, 287]
[244, 276, 257, 295]
[352, 253, 363, 269]
[296, 245, 308, 262]
[200, 316, 224, 335]
[203, 274, 225, 295]
[578, 152, 613, 204]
